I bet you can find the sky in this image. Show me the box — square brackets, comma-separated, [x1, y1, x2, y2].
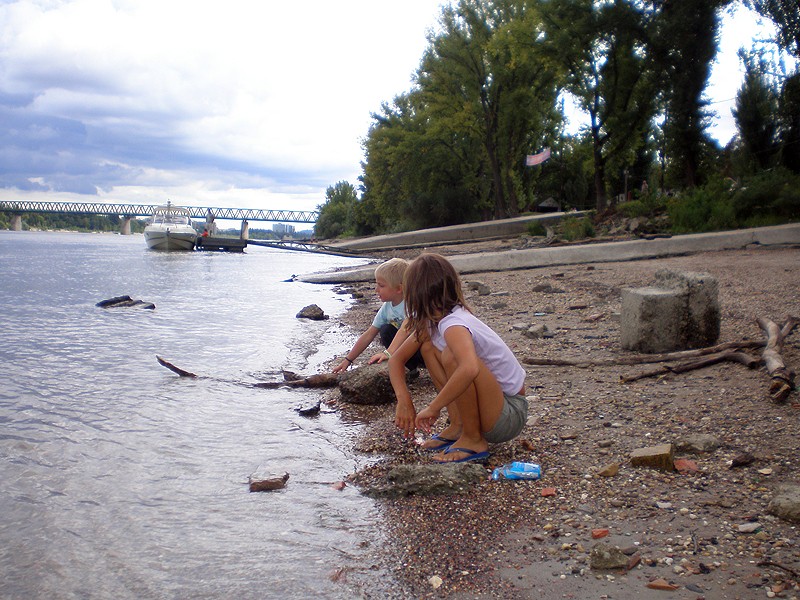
[0, 0, 786, 216]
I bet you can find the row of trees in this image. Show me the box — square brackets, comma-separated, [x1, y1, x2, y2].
[0, 212, 148, 233]
[316, 0, 799, 239]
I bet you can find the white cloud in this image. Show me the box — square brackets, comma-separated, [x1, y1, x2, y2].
[0, 0, 790, 214]
[0, 0, 442, 210]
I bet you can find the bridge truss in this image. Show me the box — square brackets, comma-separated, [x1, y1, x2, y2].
[0, 200, 318, 223]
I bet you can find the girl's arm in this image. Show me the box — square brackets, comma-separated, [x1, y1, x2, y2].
[368, 318, 412, 364]
[387, 332, 422, 438]
[332, 326, 379, 373]
[415, 326, 480, 431]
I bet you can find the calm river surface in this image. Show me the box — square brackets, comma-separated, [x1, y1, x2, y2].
[0, 231, 387, 599]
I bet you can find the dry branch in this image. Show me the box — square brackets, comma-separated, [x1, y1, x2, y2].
[523, 340, 763, 368]
[756, 316, 798, 403]
[620, 351, 758, 383]
[155, 356, 339, 388]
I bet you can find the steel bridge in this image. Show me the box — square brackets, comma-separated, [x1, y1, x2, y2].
[0, 200, 318, 233]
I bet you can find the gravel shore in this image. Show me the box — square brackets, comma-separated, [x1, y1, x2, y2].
[326, 239, 800, 599]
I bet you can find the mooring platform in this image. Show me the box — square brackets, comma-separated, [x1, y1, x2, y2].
[195, 236, 247, 252]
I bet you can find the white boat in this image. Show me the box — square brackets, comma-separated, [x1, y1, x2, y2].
[144, 202, 198, 251]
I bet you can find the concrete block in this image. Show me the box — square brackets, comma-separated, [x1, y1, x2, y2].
[630, 444, 675, 471]
[655, 269, 720, 347]
[620, 287, 685, 352]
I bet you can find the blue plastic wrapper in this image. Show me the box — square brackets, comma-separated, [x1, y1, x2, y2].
[492, 462, 542, 480]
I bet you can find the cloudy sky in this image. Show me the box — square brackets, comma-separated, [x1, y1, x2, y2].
[0, 0, 779, 214]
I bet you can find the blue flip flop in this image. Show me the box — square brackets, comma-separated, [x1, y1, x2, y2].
[434, 447, 490, 464]
[422, 433, 457, 452]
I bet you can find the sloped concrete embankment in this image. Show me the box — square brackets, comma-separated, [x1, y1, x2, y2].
[299, 223, 800, 284]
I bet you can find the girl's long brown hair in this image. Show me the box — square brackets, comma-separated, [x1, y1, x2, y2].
[403, 253, 471, 340]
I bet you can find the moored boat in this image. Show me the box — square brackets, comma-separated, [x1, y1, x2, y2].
[144, 202, 198, 251]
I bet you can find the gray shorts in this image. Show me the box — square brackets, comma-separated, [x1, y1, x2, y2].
[484, 392, 529, 444]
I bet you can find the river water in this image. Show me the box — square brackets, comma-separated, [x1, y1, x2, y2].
[0, 231, 387, 599]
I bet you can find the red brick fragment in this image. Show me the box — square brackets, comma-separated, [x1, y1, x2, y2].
[591, 528, 610, 539]
[646, 578, 679, 591]
[674, 458, 699, 473]
[541, 487, 557, 497]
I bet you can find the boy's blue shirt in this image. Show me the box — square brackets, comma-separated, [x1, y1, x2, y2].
[371, 300, 405, 330]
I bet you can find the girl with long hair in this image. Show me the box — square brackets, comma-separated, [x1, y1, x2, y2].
[388, 253, 528, 463]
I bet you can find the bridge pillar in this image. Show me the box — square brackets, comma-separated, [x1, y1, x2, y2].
[240, 220, 249, 240]
[120, 217, 132, 235]
[11, 215, 22, 231]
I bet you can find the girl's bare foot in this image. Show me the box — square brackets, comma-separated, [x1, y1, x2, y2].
[420, 426, 462, 450]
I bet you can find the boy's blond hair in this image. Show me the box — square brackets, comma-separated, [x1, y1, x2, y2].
[374, 257, 409, 287]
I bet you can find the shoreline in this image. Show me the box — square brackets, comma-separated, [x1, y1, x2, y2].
[326, 242, 800, 599]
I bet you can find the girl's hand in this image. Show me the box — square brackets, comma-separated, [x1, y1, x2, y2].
[415, 405, 441, 433]
[366, 352, 386, 365]
[394, 399, 417, 438]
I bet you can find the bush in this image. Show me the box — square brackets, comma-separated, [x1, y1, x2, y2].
[732, 168, 800, 226]
[667, 178, 737, 233]
[560, 216, 595, 241]
[527, 220, 547, 236]
[618, 189, 667, 218]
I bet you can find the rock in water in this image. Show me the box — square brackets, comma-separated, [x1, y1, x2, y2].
[249, 472, 290, 492]
[296, 304, 328, 320]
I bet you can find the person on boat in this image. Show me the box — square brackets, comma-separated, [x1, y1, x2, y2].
[331, 258, 422, 374]
[201, 228, 209, 238]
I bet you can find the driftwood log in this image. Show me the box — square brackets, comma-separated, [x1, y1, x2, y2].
[155, 356, 339, 388]
[523, 340, 764, 368]
[757, 317, 798, 403]
[524, 317, 797, 402]
[620, 351, 758, 383]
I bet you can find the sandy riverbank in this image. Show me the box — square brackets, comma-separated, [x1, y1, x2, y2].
[325, 240, 800, 599]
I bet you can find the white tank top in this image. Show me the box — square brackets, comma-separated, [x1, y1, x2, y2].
[430, 306, 525, 395]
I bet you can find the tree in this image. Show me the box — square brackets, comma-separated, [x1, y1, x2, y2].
[421, 0, 561, 218]
[732, 52, 780, 171]
[744, 0, 800, 60]
[542, 0, 660, 209]
[780, 72, 800, 172]
[314, 181, 359, 239]
[360, 0, 562, 230]
[651, 0, 730, 189]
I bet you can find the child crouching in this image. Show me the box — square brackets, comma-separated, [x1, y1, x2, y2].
[387, 253, 528, 463]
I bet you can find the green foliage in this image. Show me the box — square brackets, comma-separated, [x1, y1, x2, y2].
[667, 177, 737, 233]
[618, 189, 667, 218]
[559, 215, 595, 241]
[332, 0, 793, 236]
[667, 169, 800, 234]
[732, 52, 780, 172]
[527, 220, 547, 236]
[731, 168, 800, 226]
[314, 181, 360, 239]
[0, 211, 147, 233]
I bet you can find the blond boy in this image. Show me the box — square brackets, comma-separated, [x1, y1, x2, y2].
[332, 258, 422, 373]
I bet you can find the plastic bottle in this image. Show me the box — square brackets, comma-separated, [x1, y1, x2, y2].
[492, 461, 542, 480]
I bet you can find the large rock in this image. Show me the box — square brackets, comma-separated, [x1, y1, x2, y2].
[361, 463, 487, 498]
[338, 363, 397, 405]
[768, 484, 800, 523]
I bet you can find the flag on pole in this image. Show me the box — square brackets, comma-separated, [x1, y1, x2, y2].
[525, 148, 551, 167]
